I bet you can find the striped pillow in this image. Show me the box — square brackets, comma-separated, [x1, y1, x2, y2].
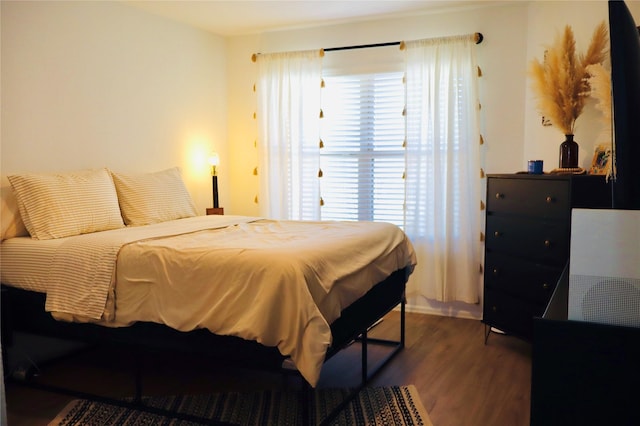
[111, 167, 197, 226]
[1, 175, 29, 240]
[7, 168, 125, 240]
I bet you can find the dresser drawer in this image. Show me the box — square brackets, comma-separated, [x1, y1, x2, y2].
[483, 288, 545, 338]
[484, 253, 562, 304]
[487, 178, 569, 218]
[485, 216, 569, 265]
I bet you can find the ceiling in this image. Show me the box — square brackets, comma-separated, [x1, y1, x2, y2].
[124, 0, 499, 37]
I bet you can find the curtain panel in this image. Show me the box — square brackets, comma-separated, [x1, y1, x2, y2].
[403, 35, 482, 303]
[256, 50, 323, 220]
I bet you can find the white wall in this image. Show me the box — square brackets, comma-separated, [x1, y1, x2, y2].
[1, 0, 228, 214]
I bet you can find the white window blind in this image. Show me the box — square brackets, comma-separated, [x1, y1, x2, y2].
[320, 71, 406, 227]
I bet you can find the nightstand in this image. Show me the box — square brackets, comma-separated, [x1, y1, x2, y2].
[206, 207, 224, 215]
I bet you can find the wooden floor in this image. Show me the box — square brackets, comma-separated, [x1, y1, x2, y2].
[4, 311, 532, 426]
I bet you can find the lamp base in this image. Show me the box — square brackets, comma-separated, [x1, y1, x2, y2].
[206, 207, 224, 215]
[212, 175, 219, 209]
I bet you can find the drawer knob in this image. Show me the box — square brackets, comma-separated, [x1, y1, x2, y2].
[494, 231, 501, 237]
[542, 282, 550, 290]
[546, 196, 553, 203]
[544, 240, 551, 247]
[492, 306, 497, 312]
[493, 268, 499, 276]
[495, 192, 504, 199]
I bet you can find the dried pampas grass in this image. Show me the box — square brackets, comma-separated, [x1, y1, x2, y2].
[586, 63, 612, 130]
[529, 21, 609, 135]
[586, 63, 614, 179]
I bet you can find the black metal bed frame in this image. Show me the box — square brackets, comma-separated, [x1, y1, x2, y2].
[2, 267, 409, 425]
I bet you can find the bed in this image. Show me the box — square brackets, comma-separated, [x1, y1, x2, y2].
[1, 167, 416, 423]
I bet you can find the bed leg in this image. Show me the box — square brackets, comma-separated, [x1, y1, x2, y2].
[133, 352, 143, 404]
[361, 329, 368, 385]
[401, 295, 406, 348]
[301, 379, 312, 425]
[484, 324, 492, 345]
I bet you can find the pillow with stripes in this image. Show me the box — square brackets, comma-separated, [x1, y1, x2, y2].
[111, 167, 197, 226]
[8, 168, 125, 240]
[1, 175, 29, 240]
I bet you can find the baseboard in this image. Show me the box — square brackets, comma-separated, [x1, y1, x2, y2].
[395, 299, 482, 320]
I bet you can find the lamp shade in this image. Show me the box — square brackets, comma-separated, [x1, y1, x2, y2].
[208, 152, 220, 175]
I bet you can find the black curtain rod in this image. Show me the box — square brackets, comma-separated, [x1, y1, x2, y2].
[324, 41, 401, 52]
[251, 33, 483, 62]
[324, 32, 483, 52]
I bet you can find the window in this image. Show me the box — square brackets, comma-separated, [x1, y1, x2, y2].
[319, 71, 406, 227]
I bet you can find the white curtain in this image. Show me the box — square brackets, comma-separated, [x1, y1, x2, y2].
[404, 35, 482, 303]
[256, 50, 323, 220]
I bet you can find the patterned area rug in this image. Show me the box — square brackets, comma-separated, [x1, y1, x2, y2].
[49, 385, 432, 425]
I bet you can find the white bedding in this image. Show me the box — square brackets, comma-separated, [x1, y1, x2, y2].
[1, 215, 416, 386]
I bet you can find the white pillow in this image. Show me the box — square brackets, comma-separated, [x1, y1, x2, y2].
[7, 168, 125, 240]
[111, 167, 197, 226]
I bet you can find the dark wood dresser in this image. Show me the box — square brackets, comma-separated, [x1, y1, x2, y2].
[482, 173, 611, 340]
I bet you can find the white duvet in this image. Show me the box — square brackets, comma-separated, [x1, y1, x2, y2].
[1, 215, 416, 386]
